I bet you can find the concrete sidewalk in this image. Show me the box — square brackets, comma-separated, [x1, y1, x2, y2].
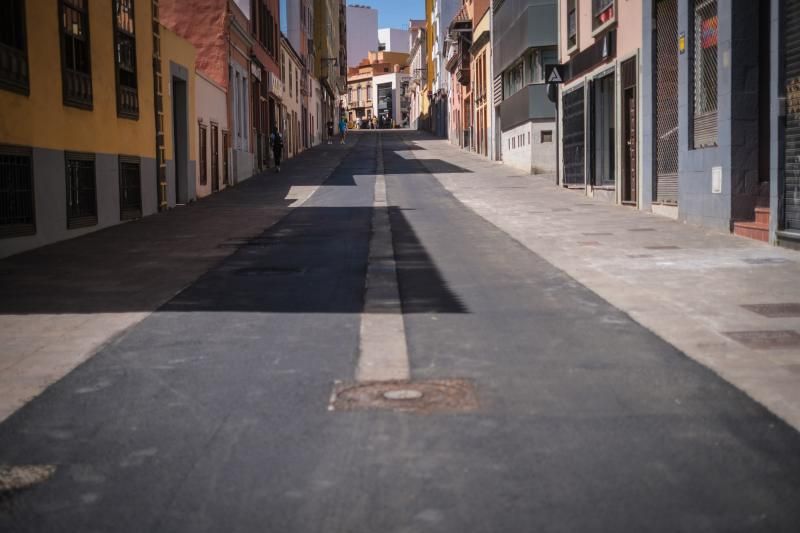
[0, 140, 355, 422]
[402, 131, 800, 431]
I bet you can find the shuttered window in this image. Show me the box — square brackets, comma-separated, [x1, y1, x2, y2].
[59, 0, 93, 109]
[113, 0, 139, 118]
[119, 156, 142, 220]
[65, 152, 97, 229]
[199, 124, 208, 186]
[692, 0, 718, 148]
[0, 145, 35, 238]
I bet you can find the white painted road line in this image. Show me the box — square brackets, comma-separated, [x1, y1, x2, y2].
[356, 134, 411, 382]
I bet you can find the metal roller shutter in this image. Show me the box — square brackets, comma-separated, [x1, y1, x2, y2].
[654, 0, 679, 204]
[784, 0, 800, 230]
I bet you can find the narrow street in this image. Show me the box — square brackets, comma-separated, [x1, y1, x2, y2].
[1, 131, 800, 532]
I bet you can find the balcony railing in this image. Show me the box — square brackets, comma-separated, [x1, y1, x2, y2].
[0, 43, 29, 95]
[117, 85, 139, 118]
[63, 69, 93, 109]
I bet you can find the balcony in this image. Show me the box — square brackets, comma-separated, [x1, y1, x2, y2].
[63, 69, 93, 109]
[499, 84, 555, 131]
[117, 85, 139, 119]
[0, 43, 29, 95]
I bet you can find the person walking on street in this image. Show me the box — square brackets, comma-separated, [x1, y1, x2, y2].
[339, 117, 347, 144]
[326, 120, 334, 144]
[270, 127, 284, 173]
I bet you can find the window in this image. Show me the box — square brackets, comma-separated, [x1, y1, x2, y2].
[113, 0, 138, 118]
[0, 0, 29, 94]
[541, 130, 553, 143]
[357, 86, 362, 102]
[65, 152, 97, 229]
[567, 0, 578, 50]
[199, 124, 207, 186]
[692, 0, 718, 148]
[289, 64, 293, 97]
[503, 61, 524, 98]
[592, 0, 615, 30]
[59, 0, 93, 109]
[210, 123, 219, 191]
[526, 48, 558, 84]
[119, 156, 141, 220]
[0, 145, 35, 238]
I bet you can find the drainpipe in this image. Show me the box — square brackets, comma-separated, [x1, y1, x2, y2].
[489, 0, 495, 161]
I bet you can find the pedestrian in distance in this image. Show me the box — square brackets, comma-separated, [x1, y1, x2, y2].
[339, 117, 347, 144]
[326, 120, 334, 144]
[270, 126, 284, 173]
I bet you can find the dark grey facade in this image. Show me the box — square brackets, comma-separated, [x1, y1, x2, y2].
[493, 0, 558, 75]
[493, 0, 557, 171]
[642, 0, 782, 241]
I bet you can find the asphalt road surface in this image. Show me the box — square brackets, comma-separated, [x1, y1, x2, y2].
[1, 132, 799, 532]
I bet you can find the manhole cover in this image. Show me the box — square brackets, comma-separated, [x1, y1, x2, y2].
[0, 465, 56, 493]
[742, 303, 800, 318]
[383, 389, 424, 400]
[583, 232, 613, 236]
[645, 245, 680, 250]
[628, 228, 656, 232]
[330, 379, 478, 414]
[723, 330, 800, 349]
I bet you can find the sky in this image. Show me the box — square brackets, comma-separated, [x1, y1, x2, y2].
[280, 0, 425, 33]
[349, 0, 425, 29]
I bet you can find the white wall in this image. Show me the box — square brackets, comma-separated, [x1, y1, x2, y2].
[501, 120, 557, 174]
[196, 72, 229, 198]
[378, 28, 410, 53]
[346, 6, 379, 66]
[373, 73, 410, 126]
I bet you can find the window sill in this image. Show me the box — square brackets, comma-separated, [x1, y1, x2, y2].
[591, 17, 616, 38]
[566, 43, 579, 56]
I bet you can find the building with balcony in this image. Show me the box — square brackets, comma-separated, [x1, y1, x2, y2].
[558, 0, 640, 203]
[444, 1, 473, 149]
[0, 0, 194, 258]
[493, 0, 557, 174]
[408, 20, 428, 130]
[345, 51, 410, 127]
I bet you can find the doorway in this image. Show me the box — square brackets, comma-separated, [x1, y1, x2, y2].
[591, 72, 615, 187]
[621, 57, 638, 204]
[171, 77, 188, 205]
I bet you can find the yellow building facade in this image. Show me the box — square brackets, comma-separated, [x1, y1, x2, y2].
[0, 0, 196, 258]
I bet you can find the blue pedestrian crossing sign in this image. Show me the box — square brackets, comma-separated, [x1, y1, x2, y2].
[545, 64, 566, 84]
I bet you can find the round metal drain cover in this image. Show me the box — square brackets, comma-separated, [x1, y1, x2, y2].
[330, 379, 478, 414]
[383, 389, 423, 401]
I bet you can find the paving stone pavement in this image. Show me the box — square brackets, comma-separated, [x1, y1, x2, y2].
[0, 140, 355, 422]
[403, 131, 800, 431]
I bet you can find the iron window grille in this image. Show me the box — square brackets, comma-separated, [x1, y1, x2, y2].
[59, 0, 93, 109]
[593, 0, 615, 30]
[199, 123, 208, 186]
[0, 145, 35, 238]
[118, 155, 142, 220]
[692, 0, 718, 148]
[0, 0, 29, 95]
[65, 152, 97, 229]
[113, 0, 139, 119]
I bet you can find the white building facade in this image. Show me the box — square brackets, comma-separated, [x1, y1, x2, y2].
[378, 28, 410, 53]
[346, 5, 379, 66]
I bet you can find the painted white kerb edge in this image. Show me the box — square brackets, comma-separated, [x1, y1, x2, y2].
[356, 133, 411, 382]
